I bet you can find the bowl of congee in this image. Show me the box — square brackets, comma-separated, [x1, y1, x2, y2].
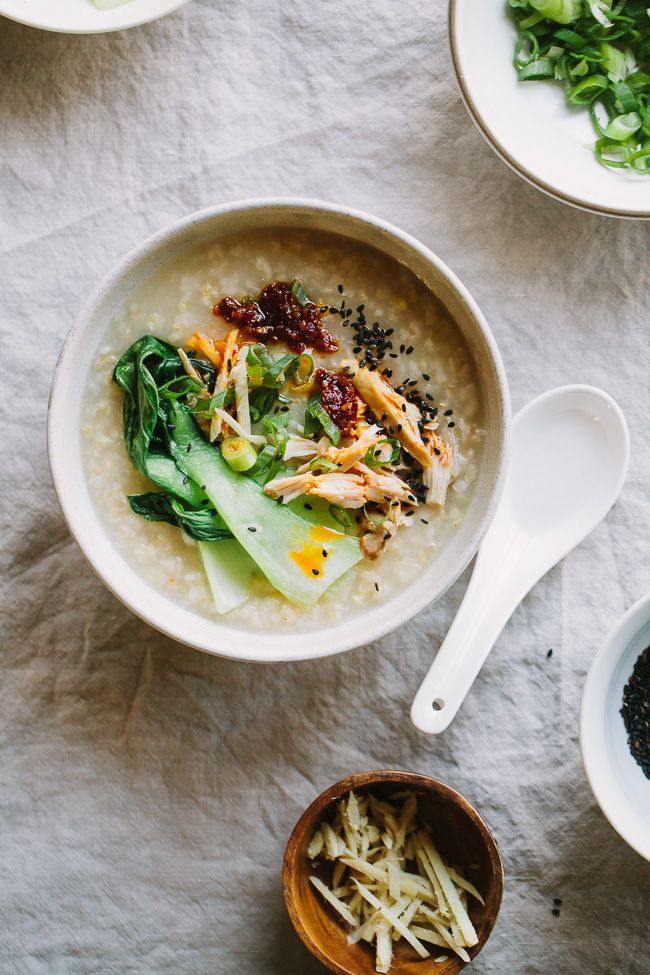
[48, 199, 510, 662]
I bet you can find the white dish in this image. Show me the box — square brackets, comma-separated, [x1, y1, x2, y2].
[449, 1, 650, 219]
[0, 0, 189, 34]
[48, 198, 510, 663]
[581, 592, 650, 862]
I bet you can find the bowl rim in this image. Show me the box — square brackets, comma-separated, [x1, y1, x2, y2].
[580, 591, 650, 862]
[447, 0, 650, 221]
[0, 0, 190, 34]
[48, 196, 510, 663]
[282, 769, 504, 975]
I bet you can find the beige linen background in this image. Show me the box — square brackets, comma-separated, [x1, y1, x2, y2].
[0, 2, 648, 972]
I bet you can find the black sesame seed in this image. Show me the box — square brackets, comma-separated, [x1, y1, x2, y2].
[553, 898, 563, 906]
[547, 648, 553, 658]
[405, 345, 414, 355]
[304, 502, 313, 510]
[322, 549, 329, 558]
[401, 403, 407, 413]
[389, 352, 398, 359]
[434, 447, 441, 456]
[247, 526, 257, 533]
[312, 568, 320, 576]
[375, 582, 380, 592]
[421, 518, 429, 524]
[320, 306, 328, 314]
[422, 373, 430, 381]
[337, 284, 344, 294]
[186, 444, 192, 452]
[551, 908, 561, 917]
[621, 644, 650, 778]
[381, 413, 388, 421]
[426, 393, 434, 401]
[448, 421, 456, 428]
[391, 500, 400, 507]
[396, 424, 403, 433]
[383, 533, 391, 541]
[444, 409, 453, 417]
[385, 328, 394, 336]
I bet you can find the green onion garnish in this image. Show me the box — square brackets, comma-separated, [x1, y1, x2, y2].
[508, 0, 650, 173]
[220, 436, 258, 472]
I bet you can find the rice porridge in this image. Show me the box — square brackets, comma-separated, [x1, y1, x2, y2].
[82, 228, 484, 632]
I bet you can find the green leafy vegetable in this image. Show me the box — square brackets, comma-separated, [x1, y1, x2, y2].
[508, 0, 650, 171]
[303, 391, 341, 446]
[166, 401, 362, 607]
[198, 539, 256, 615]
[128, 492, 233, 542]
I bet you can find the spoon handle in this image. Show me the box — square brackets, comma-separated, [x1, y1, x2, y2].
[410, 530, 530, 734]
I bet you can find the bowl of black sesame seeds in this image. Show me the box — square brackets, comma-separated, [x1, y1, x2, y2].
[581, 591, 650, 862]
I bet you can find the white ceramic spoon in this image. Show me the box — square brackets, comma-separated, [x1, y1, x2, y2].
[411, 385, 630, 735]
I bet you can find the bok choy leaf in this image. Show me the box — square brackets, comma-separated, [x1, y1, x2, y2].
[166, 401, 363, 606]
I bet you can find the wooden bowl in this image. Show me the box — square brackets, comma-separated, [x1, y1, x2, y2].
[282, 770, 503, 975]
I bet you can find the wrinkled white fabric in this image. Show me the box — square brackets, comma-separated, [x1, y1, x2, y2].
[1, 2, 648, 973]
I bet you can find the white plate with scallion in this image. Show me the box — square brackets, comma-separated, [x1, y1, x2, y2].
[0, 0, 190, 33]
[449, 1, 650, 218]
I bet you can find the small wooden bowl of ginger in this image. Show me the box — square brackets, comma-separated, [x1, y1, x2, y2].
[282, 770, 503, 975]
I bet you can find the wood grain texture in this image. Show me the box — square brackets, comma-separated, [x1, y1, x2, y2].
[282, 770, 503, 975]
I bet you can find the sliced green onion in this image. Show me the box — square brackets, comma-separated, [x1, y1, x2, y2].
[519, 57, 557, 80]
[529, 0, 582, 24]
[603, 111, 642, 140]
[595, 138, 632, 167]
[567, 73, 610, 103]
[290, 352, 314, 390]
[613, 80, 638, 113]
[586, 0, 614, 29]
[309, 400, 341, 446]
[515, 30, 540, 66]
[291, 279, 310, 306]
[329, 504, 352, 529]
[630, 147, 650, 171]
[220, 436, 258, 472]
[510, 2, 650, 174]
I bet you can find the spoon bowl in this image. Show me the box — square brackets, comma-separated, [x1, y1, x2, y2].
[411, 386, 629, 735]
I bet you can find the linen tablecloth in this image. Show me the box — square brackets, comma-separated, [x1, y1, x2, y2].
[1, 2, 648, 972]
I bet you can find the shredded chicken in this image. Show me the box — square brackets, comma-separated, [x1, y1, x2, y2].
[265, 464, 414, 509]
[330, 424, 382, 472]
[422, 431, 463, 507]
[342, 359, 432, 469]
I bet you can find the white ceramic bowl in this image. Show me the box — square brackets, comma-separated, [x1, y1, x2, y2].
[0, 0, 189, 34]
[581, 592, 650, 861]
[48, 198, 510, 663]
[449, 0, 650, 219]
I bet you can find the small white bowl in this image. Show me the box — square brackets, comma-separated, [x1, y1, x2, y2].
[581, 593, 650, 861]
[449, 0, 650, 219]
[48, 198, 510, 663]
[0, 0, 190, 34]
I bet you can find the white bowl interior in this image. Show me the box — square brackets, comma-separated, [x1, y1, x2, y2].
[0, 0, 189, 33]
[450, 0, 650, 217]
[581, 595, 650, 861]
[49, 200, 509, 662]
